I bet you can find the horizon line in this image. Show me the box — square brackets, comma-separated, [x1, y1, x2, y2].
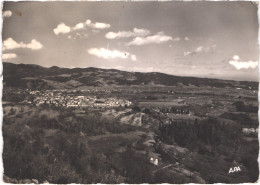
[3, 61, 259, 83]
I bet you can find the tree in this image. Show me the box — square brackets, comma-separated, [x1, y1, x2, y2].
[9, 107, 16, 115]
[132, 106, 141, 112]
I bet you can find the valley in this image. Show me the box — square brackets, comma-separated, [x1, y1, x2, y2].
[2, 63, 259, 183]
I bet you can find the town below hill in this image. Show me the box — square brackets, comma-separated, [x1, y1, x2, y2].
[2, 62, 259, 184]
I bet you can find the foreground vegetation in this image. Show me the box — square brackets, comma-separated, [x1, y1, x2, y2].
[3, 83, 259, 183]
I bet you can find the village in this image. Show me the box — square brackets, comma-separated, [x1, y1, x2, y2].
[24, 90, 132, 108]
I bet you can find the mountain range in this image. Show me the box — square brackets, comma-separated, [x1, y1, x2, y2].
[3, 62, 258, 90]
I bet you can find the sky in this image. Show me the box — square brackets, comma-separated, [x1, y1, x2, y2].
[2, 1, 259, 81]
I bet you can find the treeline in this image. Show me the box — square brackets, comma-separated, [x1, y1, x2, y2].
[3, 91, 27, 103]
[26, 110, 137, 136]
[233, 101, 258, 113]
[158, 118, 241, 147]
[220, 112, 258, 126]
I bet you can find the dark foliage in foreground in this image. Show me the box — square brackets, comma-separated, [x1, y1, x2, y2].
[3, 108, 152, 183]
[157, 117, 259, 183]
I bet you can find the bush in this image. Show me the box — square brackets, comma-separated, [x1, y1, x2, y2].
[132, 106, 141, 112]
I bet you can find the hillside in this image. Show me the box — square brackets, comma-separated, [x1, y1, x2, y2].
[3, 62, 258, 90]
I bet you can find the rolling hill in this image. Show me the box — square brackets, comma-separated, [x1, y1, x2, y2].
[3, 62, 258, 90]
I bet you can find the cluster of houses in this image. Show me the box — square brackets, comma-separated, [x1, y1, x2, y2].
[150, 157, 159, 166]
[25, 90, 132, 108]
[242, 128, 258, 136]
[159, 106, 190, 114]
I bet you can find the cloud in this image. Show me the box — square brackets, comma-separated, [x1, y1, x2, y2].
[184, 45, 216, 56]
[88, 48, 136, 61]
[127, 34, 173, 46]
[229, 60, 258, 70]
[54, 20, 110, 36]
[131, 55, 137, 61]
[105, 28, 150, 39]
[53, 23, 71, 35]
[3, 38, 43, 51]
[184, 37, 189, 41]
[26, 40, 44, 50]
[229, 55, 258, 70]
[233, 55, 240, 60]
[72, 23, 84, 31]
[3, 10, 12, 18]
[2, 53, 17, 60]
[86, 20, 110, 29]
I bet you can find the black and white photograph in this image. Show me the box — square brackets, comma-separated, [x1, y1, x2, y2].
[1, 1, 259, 184]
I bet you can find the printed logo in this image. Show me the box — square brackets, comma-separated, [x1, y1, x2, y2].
[228, 166, 241, 173]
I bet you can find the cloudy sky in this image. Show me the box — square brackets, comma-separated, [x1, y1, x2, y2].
[2, 1, 259, 81]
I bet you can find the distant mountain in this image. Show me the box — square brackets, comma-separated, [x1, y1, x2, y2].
[3, 62, 258, 90]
